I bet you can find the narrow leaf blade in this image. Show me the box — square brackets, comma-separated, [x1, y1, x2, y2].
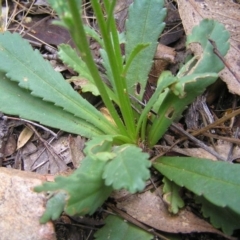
[0, 73, 103, 137]
[125, 0, 166, 99]
[153, 157, 240, 215]
[0, 32, 117, 135]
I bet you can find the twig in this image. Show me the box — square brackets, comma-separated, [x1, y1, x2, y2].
[3, 116, 58, 138]
[176, 108, 240, 145]
[170, 123, 226, 160]
[26, 123, 63, 171]
[208, 38, 240, 84]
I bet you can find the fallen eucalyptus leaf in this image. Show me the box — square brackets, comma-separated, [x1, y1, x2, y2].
[117, 189, 225, 236]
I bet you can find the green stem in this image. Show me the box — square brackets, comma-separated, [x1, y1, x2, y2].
[103, 0, 123, 70]
[91, 0, 137, 141]
[67, 0, 129, 137]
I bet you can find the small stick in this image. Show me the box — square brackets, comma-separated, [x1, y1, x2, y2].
[3, 116, 58, 138]
[151, 122, 227, 162]
[179, 108, 240, 143]
[170, 123, 226, 161]
[208, 38, 240, 84]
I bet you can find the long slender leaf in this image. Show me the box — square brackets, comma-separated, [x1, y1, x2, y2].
[0, 73, 103, 137]
[58, 44, 118, 102]
[153, 157, 240, 215]
[0, 32, 118, 135]
[125, 0, 166, 100]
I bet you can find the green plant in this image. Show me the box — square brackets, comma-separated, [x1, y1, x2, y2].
[0, 0, 239, 237]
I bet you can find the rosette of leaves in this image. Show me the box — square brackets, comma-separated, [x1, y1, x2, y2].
[0, 0, 239, 237]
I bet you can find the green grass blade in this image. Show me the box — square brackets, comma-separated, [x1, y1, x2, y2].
[154, 157, 240, 215]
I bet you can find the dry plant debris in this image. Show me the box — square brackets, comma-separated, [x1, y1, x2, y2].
[116, 189, 226, 236]
[177, 0, 240, 95]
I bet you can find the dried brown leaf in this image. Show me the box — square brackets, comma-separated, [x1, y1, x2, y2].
[117, 189, 226, 236]
[4, 135, 16, 157]
[177, 0, 240, 95]
[17, 126, 34, 149]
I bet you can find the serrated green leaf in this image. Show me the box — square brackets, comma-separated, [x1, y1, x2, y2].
[35, 155, 113, 218]
[48, 0, 82, 29]
[0, 32, 118, 136]
[58, 44, 101, 96]
[94, 215, 153, 240]
[137, 71, 178, 135]
[69, 76, 100, 96]
[35, 136, 116, 220]
[122, 43, 149, 76]
[162, 177, 184, 214]
[84, 135, 116, 161]
[103, 144, 151, 193]
[153, 157, 240, 215]
[58, 44, 94, 84]
[40, 192, 67, 223]
[187, 19, 230, 75]
[148, 73, 218, 147]
[0, 73, 103, 137]
[147, 20, 230, 146]
[195, 196, 240, 235]
[125, 0, 166, 100]
[84, 25, 103, 47]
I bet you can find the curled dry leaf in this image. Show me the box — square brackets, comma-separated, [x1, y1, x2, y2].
[177, 0, 240, 95]
[17, 126, 34, 149]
